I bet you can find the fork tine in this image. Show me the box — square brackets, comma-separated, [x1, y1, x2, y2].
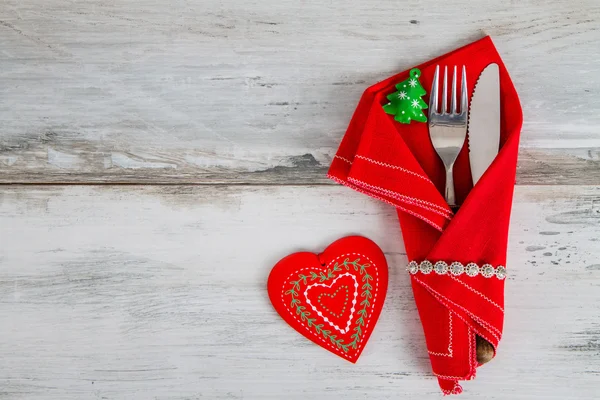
[429, 65, 439, 113]
[442, 66, 448, 114]
[461, 65, 468, 114]
[451, 66, 457, 114]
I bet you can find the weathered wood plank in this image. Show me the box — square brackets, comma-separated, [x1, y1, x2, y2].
[1, 0, 599, 184]
[517, 148, 600, 185]
[1, 148, 599, 185]
[0, 185, 599, 399]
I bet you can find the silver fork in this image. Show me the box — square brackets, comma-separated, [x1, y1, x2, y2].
[428, 65, 468, 208]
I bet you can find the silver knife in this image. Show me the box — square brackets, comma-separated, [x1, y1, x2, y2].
[468, 63, 500, 185]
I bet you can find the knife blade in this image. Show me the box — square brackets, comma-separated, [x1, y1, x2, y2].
[468, 63, 500, 185]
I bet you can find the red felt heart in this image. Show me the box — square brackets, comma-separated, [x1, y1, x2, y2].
[268, 236, 388, 362]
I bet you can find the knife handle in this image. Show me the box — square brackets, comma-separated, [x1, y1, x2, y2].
[476, 336, 494, 365]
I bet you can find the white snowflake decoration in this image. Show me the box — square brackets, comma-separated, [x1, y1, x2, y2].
[408, 78, 418, 88]
[411, 99, 420, 108]
[397, 91, 408, 100]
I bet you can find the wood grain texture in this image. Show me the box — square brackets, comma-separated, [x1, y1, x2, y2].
[1, 185, 599, 399]
[1, 1, 599, 399]
[1, 0, 600, 184]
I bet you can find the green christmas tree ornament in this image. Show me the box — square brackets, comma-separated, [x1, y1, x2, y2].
[383, 68, 428, 124]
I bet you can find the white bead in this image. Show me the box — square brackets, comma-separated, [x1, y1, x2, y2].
[450, 262, 464, 276]
[496, 266, 507, 280]
[420, 260, 433, 274]
[466, 263, 479, 277]
[408, 261, 419, 274]
[481, 264, 495, 278]
[434, 261, 448, 275]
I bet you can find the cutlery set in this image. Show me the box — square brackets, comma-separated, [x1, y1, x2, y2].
[326, 37, 522, 392]
[428, 63, 501, 363]
[429, 63, 501, 207]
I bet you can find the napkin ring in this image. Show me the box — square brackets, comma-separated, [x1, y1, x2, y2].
[408, 260, 506, 280]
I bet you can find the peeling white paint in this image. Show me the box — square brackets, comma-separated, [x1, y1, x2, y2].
[111, 152, 177, 169]
[0, 155, 19, 166]
[184, 154, 269, 171]
[47, 147, 83, 169]
[103, 155, 113, 169]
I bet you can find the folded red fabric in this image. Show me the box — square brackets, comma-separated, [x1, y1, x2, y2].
[328, 36, 522, 394]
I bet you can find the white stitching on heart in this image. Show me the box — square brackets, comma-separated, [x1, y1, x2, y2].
[280, 252, 380, 358]
[281, 267, 338, 354]
[304, 272, 358, 334]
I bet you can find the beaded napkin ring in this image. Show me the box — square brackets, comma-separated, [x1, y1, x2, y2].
[408, 260, 506, 280]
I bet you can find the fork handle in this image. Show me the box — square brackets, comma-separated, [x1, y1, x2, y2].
[445, 165, 456, 207]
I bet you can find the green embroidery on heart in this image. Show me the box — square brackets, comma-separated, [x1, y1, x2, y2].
[284, 258, 373, 353]
[317, 285, 350, 318]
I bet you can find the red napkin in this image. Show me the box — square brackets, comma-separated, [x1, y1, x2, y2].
[328, 36, 522, 394]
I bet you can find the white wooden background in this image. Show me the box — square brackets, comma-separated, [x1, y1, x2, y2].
[1, 1, 599, 399]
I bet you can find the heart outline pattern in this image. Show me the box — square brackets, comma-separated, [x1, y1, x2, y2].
[305, 272, 359, 334]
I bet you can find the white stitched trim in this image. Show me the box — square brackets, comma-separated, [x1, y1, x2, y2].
[304, 273, 358, 334]
[282, 267, 339, 354]
[334, 154, 435, 185]
[448, 274, 504, 312]
[326, 253, 379, 354]
[334, 155, 353, 164]
[441, 383, 463, 396]
[354, 155, 432, 182]
[412, 276, 502, 342]
[328, 174, 444, 232]
[347, 177, 452, 218]
[428, 310, 453, 357]
[427, 282, 501, 342]
[468, 326, 476, 378]
[432, 320, 478, 387]
[436, 373, 469, 380]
